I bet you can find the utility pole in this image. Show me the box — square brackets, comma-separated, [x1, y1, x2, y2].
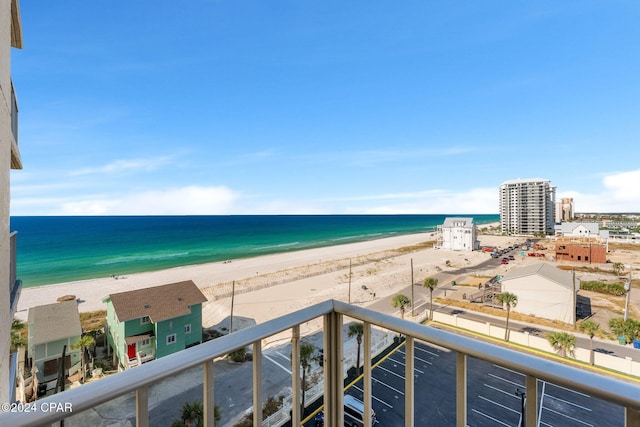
[623, 265, 632, 322]
[572, 269, 577, 329]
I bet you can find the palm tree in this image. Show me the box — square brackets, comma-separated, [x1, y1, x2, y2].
[300, 342, 315, 415]
[496, 292, 518, 341]
[10, 319, 27, 352]
[547, 331, 577, 358]
[391, 294, 411, 319]
[72, 334, 96, 383]
[348, 322, 364, 374]
[423, 277, 439, 321]
[171, 399, 221, 427]
[578, 320, 600, 365]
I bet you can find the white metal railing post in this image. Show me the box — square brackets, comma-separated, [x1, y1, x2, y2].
[456, 353, 467, 427]
[363, 322, 372, 427]
[405, 336, 414, 427]
[253, 341, 263, 425]
[525, 374, 537, 427]
[203, 359, 215, 427]
[291, 325, 301, 426]
[136, 386, 149, 427]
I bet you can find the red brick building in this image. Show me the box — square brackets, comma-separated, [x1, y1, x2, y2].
[555, 241, 607, 264]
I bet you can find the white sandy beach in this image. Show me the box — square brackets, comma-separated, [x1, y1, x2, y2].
[16, 230, 519, 331]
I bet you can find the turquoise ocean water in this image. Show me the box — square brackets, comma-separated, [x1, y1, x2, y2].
[10, 214, 498, 288]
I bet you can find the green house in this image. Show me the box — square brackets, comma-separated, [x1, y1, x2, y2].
[103, 280, 207, 370]
[28, 300, 83, 383]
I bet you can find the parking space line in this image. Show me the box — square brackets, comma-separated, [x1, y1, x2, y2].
[387, 357, 425, 374]
[545, 393, 592, 411]
[478, 395, 519, 414]
[377, 365, 410, 381]
[546, 381, 590, 398]
[397, 350, 433, 366]
[373, 376, 405, 396]
[483, 383, 520, 398]
[263, 353, 292, 374]
[488, 373, 521, 388]
[274, 351, 290, 361]
[493, 364, 524, 377]
[415, 346, 440, 358]
[351, 385, 394, 409]
[471, 408, 512, 426]
[542, 406, 593, 426]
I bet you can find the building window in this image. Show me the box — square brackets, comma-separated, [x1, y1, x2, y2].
[140, 316, 150, 325]
[184, 324, 192, 334]
[140, 338, 150, 346]
[166, 334, 177, 345]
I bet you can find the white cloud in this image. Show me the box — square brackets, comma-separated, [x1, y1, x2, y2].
[558, 169, 640, 213]
[69, 156, 174, 176]
[57, 186, 240, 215]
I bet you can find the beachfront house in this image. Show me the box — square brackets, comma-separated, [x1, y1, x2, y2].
[437, 217, 480, 251]
[27, 300, 83, 384]
[103, 280, 207, 370]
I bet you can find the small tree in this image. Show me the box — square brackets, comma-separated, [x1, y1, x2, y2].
[347, 322, 364, 375]
[609, 318, 640, 344]
[612, 262, 625, 276]
[171, 399, 221, 427]
[71, 334, 96, 383]
[578, 320, 600, 365]
[10, 319, 27, 352]
[496, 292, 518, 341]
[423, 277, 439, 321]
[300, 342, 315, 415]
[391, 294, 411, 319]
[547, 331, 577, 358]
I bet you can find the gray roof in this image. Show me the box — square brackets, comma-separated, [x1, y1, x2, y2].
[501, 263, 576, 290]
[555, 222, 600, 235]
[442, 217, 474, 228]
[28, 300, 82, 346]
[106, 280, 207, 323]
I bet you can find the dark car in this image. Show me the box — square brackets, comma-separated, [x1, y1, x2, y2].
[508, 255, 515, 260]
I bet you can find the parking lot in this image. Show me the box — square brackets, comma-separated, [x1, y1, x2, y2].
[307, 339, 624, 426]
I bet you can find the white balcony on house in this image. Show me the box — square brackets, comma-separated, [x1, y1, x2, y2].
[1, 300, 639, 427]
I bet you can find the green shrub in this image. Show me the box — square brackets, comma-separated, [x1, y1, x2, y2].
[581, 281, 626, 296]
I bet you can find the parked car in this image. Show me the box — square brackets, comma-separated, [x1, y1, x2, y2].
[508, 255, 515, 260]
[501, 259, 509, 264]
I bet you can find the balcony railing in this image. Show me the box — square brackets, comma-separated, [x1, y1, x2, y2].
[1, 299, 639, 426]
[9, 231, 21, 318]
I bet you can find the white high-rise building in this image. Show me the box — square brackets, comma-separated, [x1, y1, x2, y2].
[1, 0, 23, 405]
[499, 178, 556, 236]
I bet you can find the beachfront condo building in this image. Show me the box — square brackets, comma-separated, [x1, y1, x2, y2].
[437, 217, 480, 251]
[1, 0, 23, 405]
[499, 178, 556, 236]
[103, 281, 207, 370]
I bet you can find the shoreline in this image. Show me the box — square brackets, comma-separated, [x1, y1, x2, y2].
[16, 226, 512, 332]
[15, 231, 439, 319]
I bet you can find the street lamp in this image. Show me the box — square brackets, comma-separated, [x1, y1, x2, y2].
[515, 388, 526, 427]
[624, 265, 632, 322]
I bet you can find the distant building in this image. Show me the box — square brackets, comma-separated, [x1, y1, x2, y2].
[555, 198, 574, 223]
[500, 263, 579, 325]
[437, 217, 479, 252]
[499, 178, 556, 236]
[1, 0, 24, 404]
[103, 281, 207, 370]
[555, 239, 607, 264]
[27, 300, 82, 383]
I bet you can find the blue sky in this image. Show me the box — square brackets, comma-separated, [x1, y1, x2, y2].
[10, 1, 640, 215]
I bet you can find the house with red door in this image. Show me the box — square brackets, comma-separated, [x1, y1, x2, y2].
[103, 280, 207, 370]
